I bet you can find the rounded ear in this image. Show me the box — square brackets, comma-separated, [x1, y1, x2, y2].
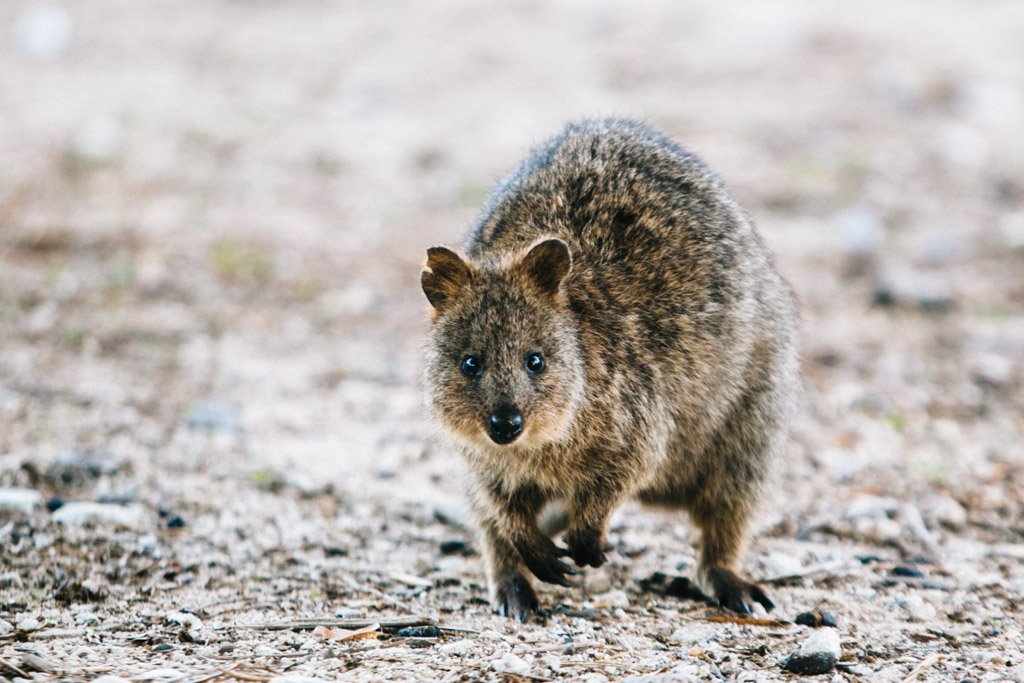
[421, 246, 472, 310]
[515, 238, 572, 297]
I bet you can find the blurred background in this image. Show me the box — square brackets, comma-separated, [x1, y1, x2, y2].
[2, 0, 1024, 565]
[2, 1, 1024, 677]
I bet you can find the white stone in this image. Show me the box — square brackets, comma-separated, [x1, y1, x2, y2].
[135, 670, 185, 682]
[833, 207, 883, 254]
[620, 673, 700, 683]
[75, 611, 99, 625]
[165, 611, 202, 627]
[15, 3, 71, 60]
[762, 551, 804, 579]
[318, 284, 379, 317]
[900, 595, 938, 622]
[931, 495, 968, 529]
[1001, 211, 1024, 250]
[53, 502, 146, 529]
[593, 589, 631, 607]
[438, 638, 475, 655]
[492, 653, 532, 677]
[796, 628, 841, 658]
[16, 616, 42, 631]
[24, 302, 58, 334]
[69, 115, 121, 165]
[0, 487, 42, 513]
[541, 654, 562, 673]
[843, 495, 897, 520]
[0, 619, 13, 637]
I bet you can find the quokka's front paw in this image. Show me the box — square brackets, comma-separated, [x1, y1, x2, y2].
[494, 572, 539, 623]
[513, 533, 578, 586]
[564, 526, 608, 568]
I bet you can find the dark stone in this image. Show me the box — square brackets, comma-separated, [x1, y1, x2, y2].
[53, 580, 106, 604]
[794, 611, 838, 628]
[167, 516, 186, 529]
[324, 546, 348, 557]
[45, 497, 65, 512]
[892, 565, 925, 578]
[153, 643, 174, 652]
[783, 651, 837, 675]
[397, 625, 443, 638]
[439, 539, 474, 556]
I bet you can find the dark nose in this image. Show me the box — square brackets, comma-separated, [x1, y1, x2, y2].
[488, 404, 523, 444]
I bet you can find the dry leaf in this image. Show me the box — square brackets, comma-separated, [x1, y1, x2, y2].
[312, 623, 381, 642]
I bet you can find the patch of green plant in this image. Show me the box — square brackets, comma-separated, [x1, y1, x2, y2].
[211, 239, 274, 282]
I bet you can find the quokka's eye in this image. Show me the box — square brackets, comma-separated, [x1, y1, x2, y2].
[525, 351, 545, 376]
[461, 354, 484, 377]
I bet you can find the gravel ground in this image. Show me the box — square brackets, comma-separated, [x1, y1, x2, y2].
[2, 1, 1024, 681]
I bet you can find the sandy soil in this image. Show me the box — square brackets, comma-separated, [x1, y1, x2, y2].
[2, 1, 1024, 681]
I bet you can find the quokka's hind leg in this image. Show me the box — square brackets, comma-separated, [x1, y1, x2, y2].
[478, 516, 539, 622]
[685, 367, 791, 613]
[687, 493, 775, 614]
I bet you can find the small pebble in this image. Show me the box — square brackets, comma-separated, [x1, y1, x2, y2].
[187, 400, 241, 434]
[0, 619, 13, 637]
[166, 516, 186, 529]
[794, 611, 838, 628]
[439, 539, 473, 555]
[45, 496, 65, 512]
[892, 565, 925, 578]
[873, 268, 954, 312]
[332, 609, 363, 618]
[782, 628, 841, 675]
[97, 487, 140, 505]
[153, 643, 174, 652]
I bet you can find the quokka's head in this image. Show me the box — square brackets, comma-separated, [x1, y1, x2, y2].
[421, 238, 585, 449]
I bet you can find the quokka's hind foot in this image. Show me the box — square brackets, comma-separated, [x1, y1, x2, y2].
[494, 572, 539, 623]
[707, 567, 775, 614]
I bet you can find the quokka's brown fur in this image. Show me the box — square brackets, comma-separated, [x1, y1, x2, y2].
[421, 119, 798, 621]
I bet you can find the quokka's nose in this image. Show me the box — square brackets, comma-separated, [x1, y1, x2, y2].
[488, 405, 523, 444]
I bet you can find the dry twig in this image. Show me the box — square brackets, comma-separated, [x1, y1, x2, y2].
[251, 615, 433, 632]
[901, 652, 945, 682]
[699, 616, 790, 627]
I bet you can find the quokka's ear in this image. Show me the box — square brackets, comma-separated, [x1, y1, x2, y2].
[422, 246, 473, 310]
[515, 238, 572, 297]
